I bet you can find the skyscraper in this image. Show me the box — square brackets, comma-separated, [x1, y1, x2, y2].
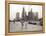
[22, 7, 26, 20]
[16, 12, 20, 20]
[28, 8, 34, 21]
[24, 11, 27, 21]
[35, 12, 38, 21]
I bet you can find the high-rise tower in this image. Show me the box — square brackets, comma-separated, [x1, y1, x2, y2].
[16, 12, 20, 20]
[22, 7, 26, 20]
[28, 8, 34, 20]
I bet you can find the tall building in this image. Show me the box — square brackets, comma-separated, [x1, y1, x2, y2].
[35, 12, 38, 21]
[22, 7, 26, 20]
[28, 8, 34, 21]
[24, 12, 27, 21]
[28, 11, 31, 20]
[16, 12, 20, 20]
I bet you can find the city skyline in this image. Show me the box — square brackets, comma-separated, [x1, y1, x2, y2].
[10, 4, 42, 20]
[14, 8, 38, 21]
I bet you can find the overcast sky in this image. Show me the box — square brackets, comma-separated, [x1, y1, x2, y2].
[10, 4, 42, 20]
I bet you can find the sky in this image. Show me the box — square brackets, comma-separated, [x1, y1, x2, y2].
[10, 4, 42, 20]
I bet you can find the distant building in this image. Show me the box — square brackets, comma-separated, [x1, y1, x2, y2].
[22, 7, 26, 20]
[22, 7, 24, 20]
[24, 12, 28, 21]
[34, 12, 38, 21]
[16, 12, 20, 20]
[28, 8, 34, 21]
[36, 12, 38, 21]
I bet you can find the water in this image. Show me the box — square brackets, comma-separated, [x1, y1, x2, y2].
[10, 21, 42, 32]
